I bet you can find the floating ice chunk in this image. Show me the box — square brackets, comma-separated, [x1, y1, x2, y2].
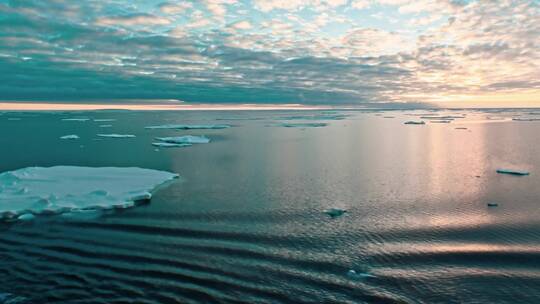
[279, 114, 347, 121]
[62, 118, 90, 121]
[429, 120, 451, 124]
[512, 118, 540, 121]
[455, 127, 468, 130]
[93, 119, 116, 122]
[324, 208, 347, 218]
[278, 123, 327, 128]
[155, 135, 210, 144]
[347, 269, 375, 280]
[151, 142, 192, 148]
[97, 134, 135, 138]
[145, 124, 230, 130]
[99, 124, 113, 128]
[0, 166, 178, 220]
[18, 213, 35, 221]
[60, 134, 79, 140]
[496, 169, 530, 176]
[487, 203, 499, 207]
[404, 121, 425, 125]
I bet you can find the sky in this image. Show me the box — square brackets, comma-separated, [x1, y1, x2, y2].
[0, 0, 539, 106]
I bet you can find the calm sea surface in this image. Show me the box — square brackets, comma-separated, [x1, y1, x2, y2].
[1, 109, 540, 303]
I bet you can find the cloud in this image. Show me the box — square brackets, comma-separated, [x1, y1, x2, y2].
[0, 0, 538, 104]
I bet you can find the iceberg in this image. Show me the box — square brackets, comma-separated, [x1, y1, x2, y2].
[324, 208, 347, 218]
[97, 134, 135, 138]
[404, 121, 425, 125]
[60, 134, 79, 140]
[145, 124, 230, 130]
[496, 169, 530, 176]
[151, 142, 192, 148]
[0, 166, 178, 221]
[278, 123, 327, 128]
[155, 135, 210, 144]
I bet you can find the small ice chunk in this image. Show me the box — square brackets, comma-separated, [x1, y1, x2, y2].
[99, 124, 113, 128]
[93, 119, 116, 122]
[60, 134, 79, 140]
[455, 127, 468, 130]
[347, 269, 375, 280]
[324, 208, 347, 218]
[512, 118, 540, 122]
[496, 169, 530, 176]
[0, 166, 178, 220]
[62, 118, 90, 121]
[429, 120, 451, 123]
[145, 124, 230, 130]
[97, 134, 135, 138]
[487, 203, 499, 207]
[155, 135, 210, 144]
[279, 114, 347, 121]
[404, 121, 425, 125]
[151, 142, 192, 148]
[279, 123, 327, 128]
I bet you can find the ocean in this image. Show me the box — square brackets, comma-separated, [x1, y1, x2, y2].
[1, 109, 540, 303]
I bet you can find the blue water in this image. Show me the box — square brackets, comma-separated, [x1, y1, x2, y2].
[1, 109, 540, 303]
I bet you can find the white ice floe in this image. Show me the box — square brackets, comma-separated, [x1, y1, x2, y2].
[496, 169, 530, 176]
[60, 135, 79, 140]
[151, 142, 192, 148]
[145, 124, 230, 130]
[0, 166, 178, 221]
[97, 134, 135, 138]
[93, 119, 116, 122]
[99, 124, 113, 128]
[278, 123, 327, 128]
[62, 118, 90, 121]
[404, 121, 425, 125]
[155, 135, 210, 144]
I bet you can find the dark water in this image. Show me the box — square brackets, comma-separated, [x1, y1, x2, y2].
[1, 109, 540, 303]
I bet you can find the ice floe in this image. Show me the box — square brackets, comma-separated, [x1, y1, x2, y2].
[145, 124, 230, 130]
[278, 123, 327, 128]
[62, 118, 90, 121]
[155, 135, 210, 144]
[496, 169, 530, 176]
[97, 134, 135, 138]
[60, 135, 79, 140]
[324, 208, 347, 218]
[404, 121, 425, 125]
[279, 113, 347, 120]
[93, 119, 116, 122]
[0, 166, 178, 221]
[99, 124, 113, 128]
[512, 118, 540, 122]
[151, 142, 192, 148]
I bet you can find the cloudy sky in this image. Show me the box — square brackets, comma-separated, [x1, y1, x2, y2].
[0, 0, 538, 105]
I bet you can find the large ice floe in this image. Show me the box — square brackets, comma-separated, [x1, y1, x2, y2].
[97, 134, 135, 138]
[145, 124, 230, 130]
[155, 135, 210, 144]
[0, 166, 178, 221]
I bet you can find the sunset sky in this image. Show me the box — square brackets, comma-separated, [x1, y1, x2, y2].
[0, 0, 538, 106]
